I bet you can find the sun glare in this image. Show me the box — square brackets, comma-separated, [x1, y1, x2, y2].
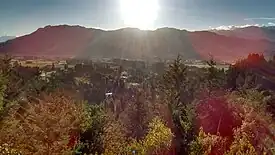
[120, 0, 159, 30]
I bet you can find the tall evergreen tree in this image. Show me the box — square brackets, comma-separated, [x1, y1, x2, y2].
[160, 55, 195, 154]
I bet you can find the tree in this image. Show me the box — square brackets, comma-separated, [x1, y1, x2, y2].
[161, 55, 187, 112]
[0, 73, 8, 114]
[226, 65, 239, 90]
[160, 55, 196, 154]
[102, 118, 128, 155]
[78, 104, 107, 155]
[129, 91, 149, 140]
[0, 92, 91, 154]
[64, 63, 68, 70]
[205, 56, 225, 95]
[128, 117, 173, 155]
[0, 55, 12, 75]
[51, 62, 55, 70]
[0, 55, 12, 114]
[192, 88, 275, 155]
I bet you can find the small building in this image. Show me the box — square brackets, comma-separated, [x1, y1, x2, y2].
[126, 83, 140, 89]
[105, 92, 113, 98]
[120, 71, 128, 80]
[40, 71, 56, 80]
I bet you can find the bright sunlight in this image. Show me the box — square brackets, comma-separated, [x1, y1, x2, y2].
[120, 0, 160, 30]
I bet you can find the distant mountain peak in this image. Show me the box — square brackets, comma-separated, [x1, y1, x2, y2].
[0, 36, 16, 43]
[212, 25, 275, 42]
[211, 25, 262, 31]
[211, 25, 275, 31]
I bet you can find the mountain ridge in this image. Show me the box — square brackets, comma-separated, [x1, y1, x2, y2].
[212, 26, 275, 42]
[0, 25, 274, 62]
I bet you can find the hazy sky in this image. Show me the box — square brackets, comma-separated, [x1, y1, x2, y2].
[1, 0, 275, 36]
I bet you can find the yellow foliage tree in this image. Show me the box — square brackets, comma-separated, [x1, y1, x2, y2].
[102, 119, 128, 155]
[225, 133, 257, 155]
[0, 92, 91, 155]
[128, 117, 173, 155]
[190, 128, 230, 155]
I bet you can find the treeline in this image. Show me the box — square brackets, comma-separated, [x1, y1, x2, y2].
[0, 53, 274, 154]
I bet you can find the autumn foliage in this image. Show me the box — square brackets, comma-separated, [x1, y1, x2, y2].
[0, 92, 90, 154]
[0, 54, 275, 154]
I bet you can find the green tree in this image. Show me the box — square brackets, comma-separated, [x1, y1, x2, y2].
[161, 55, 187, 112]
[160, 55, 196, 154]
[0, 55, 12, 115]
[0, 73, 8, 114]
[79, 104, 107, 154]
[205, 56, 225, 94]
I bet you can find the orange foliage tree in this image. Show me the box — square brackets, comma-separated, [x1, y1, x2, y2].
[0, 92, 91, 154]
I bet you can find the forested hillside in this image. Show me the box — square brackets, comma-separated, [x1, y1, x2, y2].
[0, 54, 275, 154]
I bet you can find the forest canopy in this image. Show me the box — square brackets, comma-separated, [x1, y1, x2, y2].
[0, 53, 274, 155]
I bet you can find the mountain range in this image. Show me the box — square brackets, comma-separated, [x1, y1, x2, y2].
[0, 36, 16, 43]
[211, 26, 275, 42]
[0, 25, 275, 62]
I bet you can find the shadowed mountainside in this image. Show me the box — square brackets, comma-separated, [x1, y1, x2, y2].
[0, 25, 274, 62]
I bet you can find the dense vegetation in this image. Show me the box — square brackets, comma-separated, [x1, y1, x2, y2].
[0, 53, 275, 155]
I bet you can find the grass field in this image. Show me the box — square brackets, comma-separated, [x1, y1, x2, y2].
[14, 59, 66, 68]
[186, 64, 230, 70]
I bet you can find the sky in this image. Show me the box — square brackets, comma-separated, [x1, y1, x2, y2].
[1, 0, 275, 36]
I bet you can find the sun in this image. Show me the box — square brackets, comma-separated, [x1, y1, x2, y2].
[120, 0, 160, 30]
